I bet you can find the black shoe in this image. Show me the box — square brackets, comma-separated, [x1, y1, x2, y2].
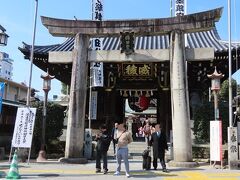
[163, 169, 169, 173]
[103, 169, 108, 174]
[154, 167, 157, 170]
[96, 169, 101, 173]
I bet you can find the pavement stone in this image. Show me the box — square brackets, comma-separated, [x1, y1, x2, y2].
[1, 159, 240, 180]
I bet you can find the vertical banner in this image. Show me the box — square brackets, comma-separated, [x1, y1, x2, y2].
[0, 82, 5, 113]
[11, 107, 37, 148]
[90, 91, 98, 120]
[91, 0, 104, 87]
[90, 62, 104, 87]
[210, 121, 222, 161]
[175, 0, 184, 16]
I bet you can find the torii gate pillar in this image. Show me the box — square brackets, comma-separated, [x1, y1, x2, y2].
[62, 34, 89, 163]
[169, 30, 194, 166]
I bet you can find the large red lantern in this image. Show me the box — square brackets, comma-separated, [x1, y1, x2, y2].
[128, 95, 150, 112]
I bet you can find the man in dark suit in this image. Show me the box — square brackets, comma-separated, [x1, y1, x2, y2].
[149, 123, 169, 172]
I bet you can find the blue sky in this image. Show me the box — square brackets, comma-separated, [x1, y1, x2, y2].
[0, 0, 239, 98]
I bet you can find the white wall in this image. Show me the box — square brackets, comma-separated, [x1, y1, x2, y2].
[0, 52, 13, 80]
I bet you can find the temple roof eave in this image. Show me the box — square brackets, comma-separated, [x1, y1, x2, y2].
[18, 46, 72, 85]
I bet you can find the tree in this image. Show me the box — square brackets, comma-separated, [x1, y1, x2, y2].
[193, 101, 228, 143]
[61, 83, 68, 95]
[219, 79, 237, 101]
[32, 101, 65, 154]
[193, 79, 237, 143]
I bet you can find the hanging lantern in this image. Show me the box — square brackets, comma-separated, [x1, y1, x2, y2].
[135, 95, 150, 111]
[128, 95, 150, 112]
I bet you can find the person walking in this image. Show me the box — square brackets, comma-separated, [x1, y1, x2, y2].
[111, 122, 118, 155]
[149, 123, 169, 172]
[114, 123, 133, 178]
[95, 124, 111, 174]
[143, 119, 151, 146]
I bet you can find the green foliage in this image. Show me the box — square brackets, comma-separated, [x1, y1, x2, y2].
[32, 101, 65, 154]
[219, 79, 237, 101]
[193, 101, 213, 143]
[193, 101, 229, 144]
[61, 83, 68, 95]
[192, 146, 210, 159]
[194, 79, 238, 144]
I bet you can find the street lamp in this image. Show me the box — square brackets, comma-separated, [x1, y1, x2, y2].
[0, 25, 9, 46]
[207, 67, 224, 121]
[36, 70, 54, 162]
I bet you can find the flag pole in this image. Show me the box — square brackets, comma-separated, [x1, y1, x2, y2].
[26, 0, 38, 106]
[228, 0, 233, 128]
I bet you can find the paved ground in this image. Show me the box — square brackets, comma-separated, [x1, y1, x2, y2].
[1, 159, 240, 180]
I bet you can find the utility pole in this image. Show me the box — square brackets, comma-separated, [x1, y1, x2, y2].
[26, 0, 38, 107]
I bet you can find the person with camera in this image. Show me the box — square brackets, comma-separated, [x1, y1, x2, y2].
[95, 124, 111, 174]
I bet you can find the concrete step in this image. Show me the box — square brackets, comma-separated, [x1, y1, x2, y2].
[107, 141, 173, 161]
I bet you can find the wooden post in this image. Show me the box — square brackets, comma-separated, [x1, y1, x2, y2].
[65, 33, 89, 158]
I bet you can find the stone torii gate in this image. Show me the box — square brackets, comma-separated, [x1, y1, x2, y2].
[41, 8, 222, 166]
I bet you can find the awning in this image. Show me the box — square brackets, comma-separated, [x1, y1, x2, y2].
[2, 100, 26, 107]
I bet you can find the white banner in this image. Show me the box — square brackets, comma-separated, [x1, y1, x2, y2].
[90, 62, 104, 87]
[175, 0, 184, 16]
[210, 121, 222, 161]
[93, 0, 103, 21]
[91, 0, 104, 87]
[11, 107, 37, 148]
[90, 91, 98, 120]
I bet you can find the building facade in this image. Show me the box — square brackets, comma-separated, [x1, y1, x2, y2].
[0, 52, 13, 80]
[0, 77, 28, 152]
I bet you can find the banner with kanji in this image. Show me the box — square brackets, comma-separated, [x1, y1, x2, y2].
[91, 0, 104, 87]
[11, 107, 37, 148]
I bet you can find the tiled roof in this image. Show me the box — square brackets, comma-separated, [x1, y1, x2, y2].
[20, 27, 239, 56]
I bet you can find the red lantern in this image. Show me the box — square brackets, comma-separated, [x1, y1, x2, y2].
[135, 95, 150, 111]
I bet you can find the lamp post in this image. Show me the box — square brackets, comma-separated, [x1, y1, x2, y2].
[0, 25, 9, 46]
[36, 70, 54, 162]
[207, 67, 224, 121]
[207, 67, 224, 167]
